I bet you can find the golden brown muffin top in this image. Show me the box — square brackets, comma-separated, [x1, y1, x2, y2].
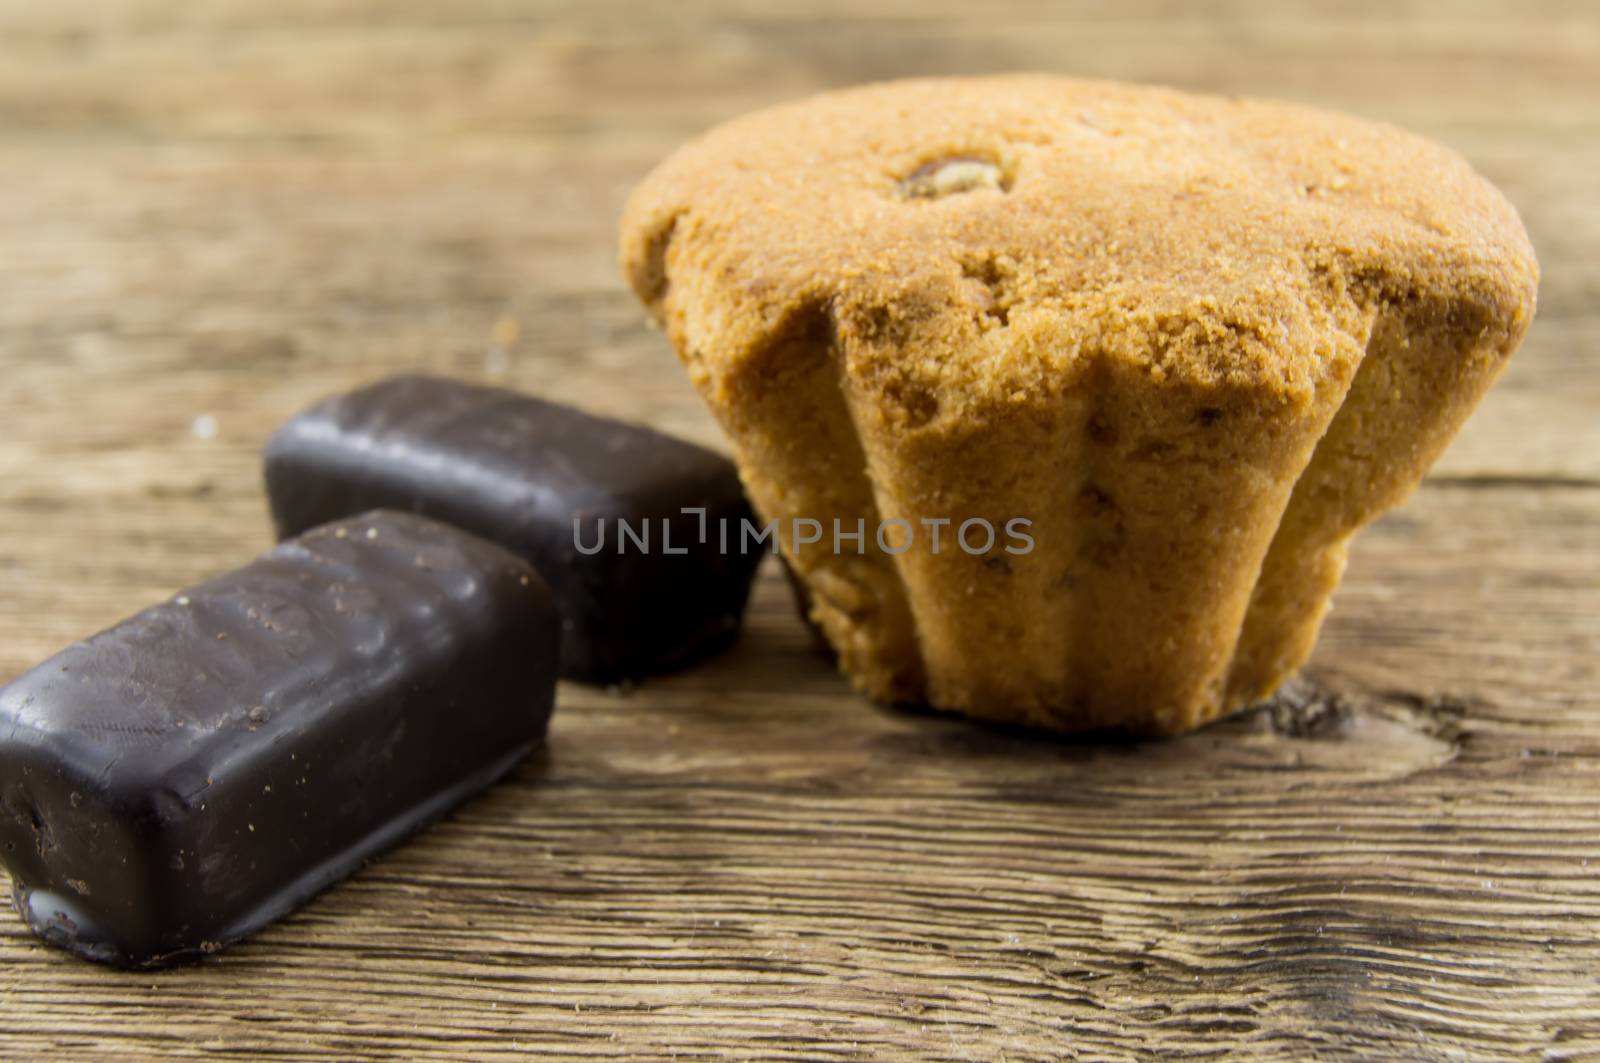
[621, 75, 1537, 411]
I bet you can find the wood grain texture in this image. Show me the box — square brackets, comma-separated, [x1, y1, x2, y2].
[0, 1, 1596, 1059]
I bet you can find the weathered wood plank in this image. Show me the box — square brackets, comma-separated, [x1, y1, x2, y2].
[0, 0, 1596, 1058]
[0, 485, 1597, 1060]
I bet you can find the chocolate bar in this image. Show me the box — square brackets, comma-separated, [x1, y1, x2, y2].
[0, 510, 559, 968]
[264, 375, 762, 682]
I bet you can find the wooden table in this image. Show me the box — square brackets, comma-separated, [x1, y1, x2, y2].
[2, 1, 1595, 1058]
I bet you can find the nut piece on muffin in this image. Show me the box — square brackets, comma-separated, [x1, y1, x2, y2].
[619, 74, 1538, 735]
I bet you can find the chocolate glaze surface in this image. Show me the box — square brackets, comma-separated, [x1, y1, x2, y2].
[264, 375, 762, 682]
[0, 510, 559, 968]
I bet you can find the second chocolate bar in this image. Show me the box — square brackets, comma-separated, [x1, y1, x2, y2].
[264, 375, 762, 682]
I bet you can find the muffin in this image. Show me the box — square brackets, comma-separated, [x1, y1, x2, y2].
[618, 75, 1538, 735]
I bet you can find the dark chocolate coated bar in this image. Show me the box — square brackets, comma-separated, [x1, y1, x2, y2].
[264, 375, 762, 682]
[0, 510, 559, 968]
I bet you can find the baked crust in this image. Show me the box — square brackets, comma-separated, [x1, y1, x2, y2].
[620, 74, 1538, 734]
